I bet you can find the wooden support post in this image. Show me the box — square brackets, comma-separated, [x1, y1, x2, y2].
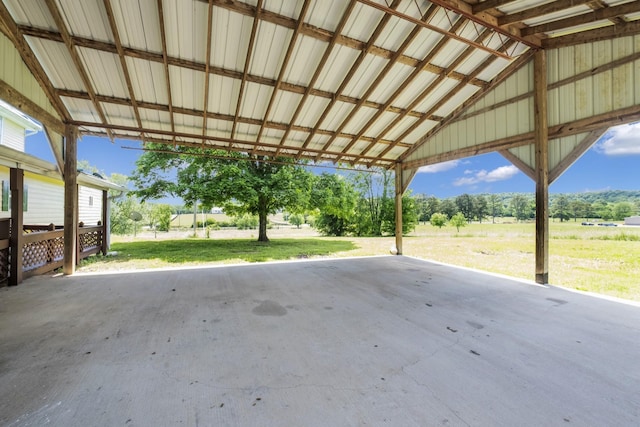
[63, 125, 78, 275]
[102, 190, 109, 255]
[9, 168, 24, 286]
[394, 162, 403, 255]
[534, 50, 549, 285]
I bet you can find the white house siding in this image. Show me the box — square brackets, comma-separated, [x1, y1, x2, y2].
[23, 172, 64, 225]
[1, 120, 26, 151]
[78, 186, 103, 225]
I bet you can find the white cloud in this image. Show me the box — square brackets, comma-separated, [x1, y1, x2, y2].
[453, 165, 519, 186]
[417, 160, 460, 174]
[595, 122, 640, 155]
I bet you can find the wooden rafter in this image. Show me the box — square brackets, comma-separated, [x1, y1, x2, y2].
[156, 0, 176, 145]
[427, 0, 541, 47]
[472, 0, 518, 14]
[357, 0, 513, 58]
[399, 50, 534, 163]
[321, 3, 440, 158]
[402, 104, 640, 170]
[549, 129, 606, 184]
[336, 15, 467, 164]
[103, 0, 144, 139]
[71, 120, 393, 165]
[18, 25, 461, 119]
[0, 2, 69, 124]
[368, 31, 506, 166]
[499, 0, 592, 26]
[252, 0, 312, 153]
[54, 88, 412, 149]
[202, 0, 214, 139]
[542, 18, 640, 49]
[521, 1, 640, 36]
[274, 0, 357, 156]
[44, 0, 113, 140]
[499, 149, 535, 180]
[295, 0, 403, 158]
[231, 0, 263, 140]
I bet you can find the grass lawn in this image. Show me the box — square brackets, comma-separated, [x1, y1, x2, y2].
[80, 221, 640, 302]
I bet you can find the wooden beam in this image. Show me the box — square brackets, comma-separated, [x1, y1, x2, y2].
[534, 50, 548, 285]
[402, 103, 640, 170]
[45, 0, 113, 141]
[357, 0, 512, 58]
[297, 0, 403, 157]
[473, 0, 518, 14]
[156, 0, 176, 144]
[428, 0, 541, 47]
[521, 1, 640, 36]
[549, 129, 605, 184]
[325, 4, 441, 159]
[101, 190, 109, 255]
[0, 78, 65, 134]
[499, 0, 591, 26]
[202, 0, 214, 139]
[542, 19, 640, 49]
[253, 0, 312, 152]
[0, 4, 69, 123]
[395, 162, 403, 256]
[231, 0, 263, 139]
[63, 125, 78, 275]
[399, 51, 534, 163]
[43, 126, 65, 176]
[9, 168, 23, 286]
[499, 149, 535, 181]
[276, 0, 357, 156]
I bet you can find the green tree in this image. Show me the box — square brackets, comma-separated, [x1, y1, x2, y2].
[149, 204, 173, 232]
[455, 194, 474, 222]
[449, 212, 467, 232]
[613, 202, 634, 221]
[311, 173, 357, 236]
[350, 168, 393, 236]
[488, 194, 503, 223]
[510, 194, 531, 221]
[473, 195, 489, 223]
[552, 195, 570, 222]
[381, 192, 418, 236]
[131, 146, 313, 242]
[430, 212, 448, 228]
[439, 199, 457, 219]
[289, 214, 303, 229]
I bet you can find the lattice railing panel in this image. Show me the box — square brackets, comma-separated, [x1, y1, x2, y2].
[0, 247, 9, 283]
[22, 236, 64, 271]
[79, 230, 102, 253]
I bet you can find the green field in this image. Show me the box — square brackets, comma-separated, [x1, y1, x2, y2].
[83, 220, 640, 301]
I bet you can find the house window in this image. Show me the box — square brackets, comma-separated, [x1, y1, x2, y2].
[89, 195, 93, 206]
[1, 181, 7, 211]
[1, 181, 28, 211]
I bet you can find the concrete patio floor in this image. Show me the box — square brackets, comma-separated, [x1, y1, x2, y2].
[1, 256, 639, 426]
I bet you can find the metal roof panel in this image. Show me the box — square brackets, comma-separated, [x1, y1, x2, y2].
[4, 0, 56, 29]
[126, 57, 168, 105]
[239, 82, 273, 120]
[78, 48, 128, 99]
[57, 0, 112, 43]
[248, 21, 291, 79]
[112, 0, 162, 53]
[60, 97, 100, 122]
[169, 66, 205, 110]
[25, 37, 85, 91]
[207, 74, 240, 117]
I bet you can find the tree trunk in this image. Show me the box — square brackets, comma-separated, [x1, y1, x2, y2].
[258, 209, 269, 242]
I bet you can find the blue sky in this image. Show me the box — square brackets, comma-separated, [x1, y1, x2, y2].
[25, 122, 639, 202]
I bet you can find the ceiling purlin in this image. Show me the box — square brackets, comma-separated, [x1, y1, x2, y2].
[103, 0, 145, 141]
[45, 0, 114, 139]
[498, 0, 592, 26]
[398, 50, 534, 164]
[251, 0, 312, 154]
[295, 0, 403, 158]
[427, 0, 541, 47]
[0, 2, 70, 123]
[231, 0, 263, 140]
[365, 29, 500, 166]
[472, 0, 518, 14]
[320, 4, 440, 158]
[274, 0, 358, 157]
[201, 0, 214, 139]
[357, 0, 512, 58]
[72, 120, 393, 165]
[349, 19, 475, 163]
[156, 0, 176, 145]
[521, 1, 640, 36]
[542, 18, 640, 48]
[56, 88, 409, 149]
